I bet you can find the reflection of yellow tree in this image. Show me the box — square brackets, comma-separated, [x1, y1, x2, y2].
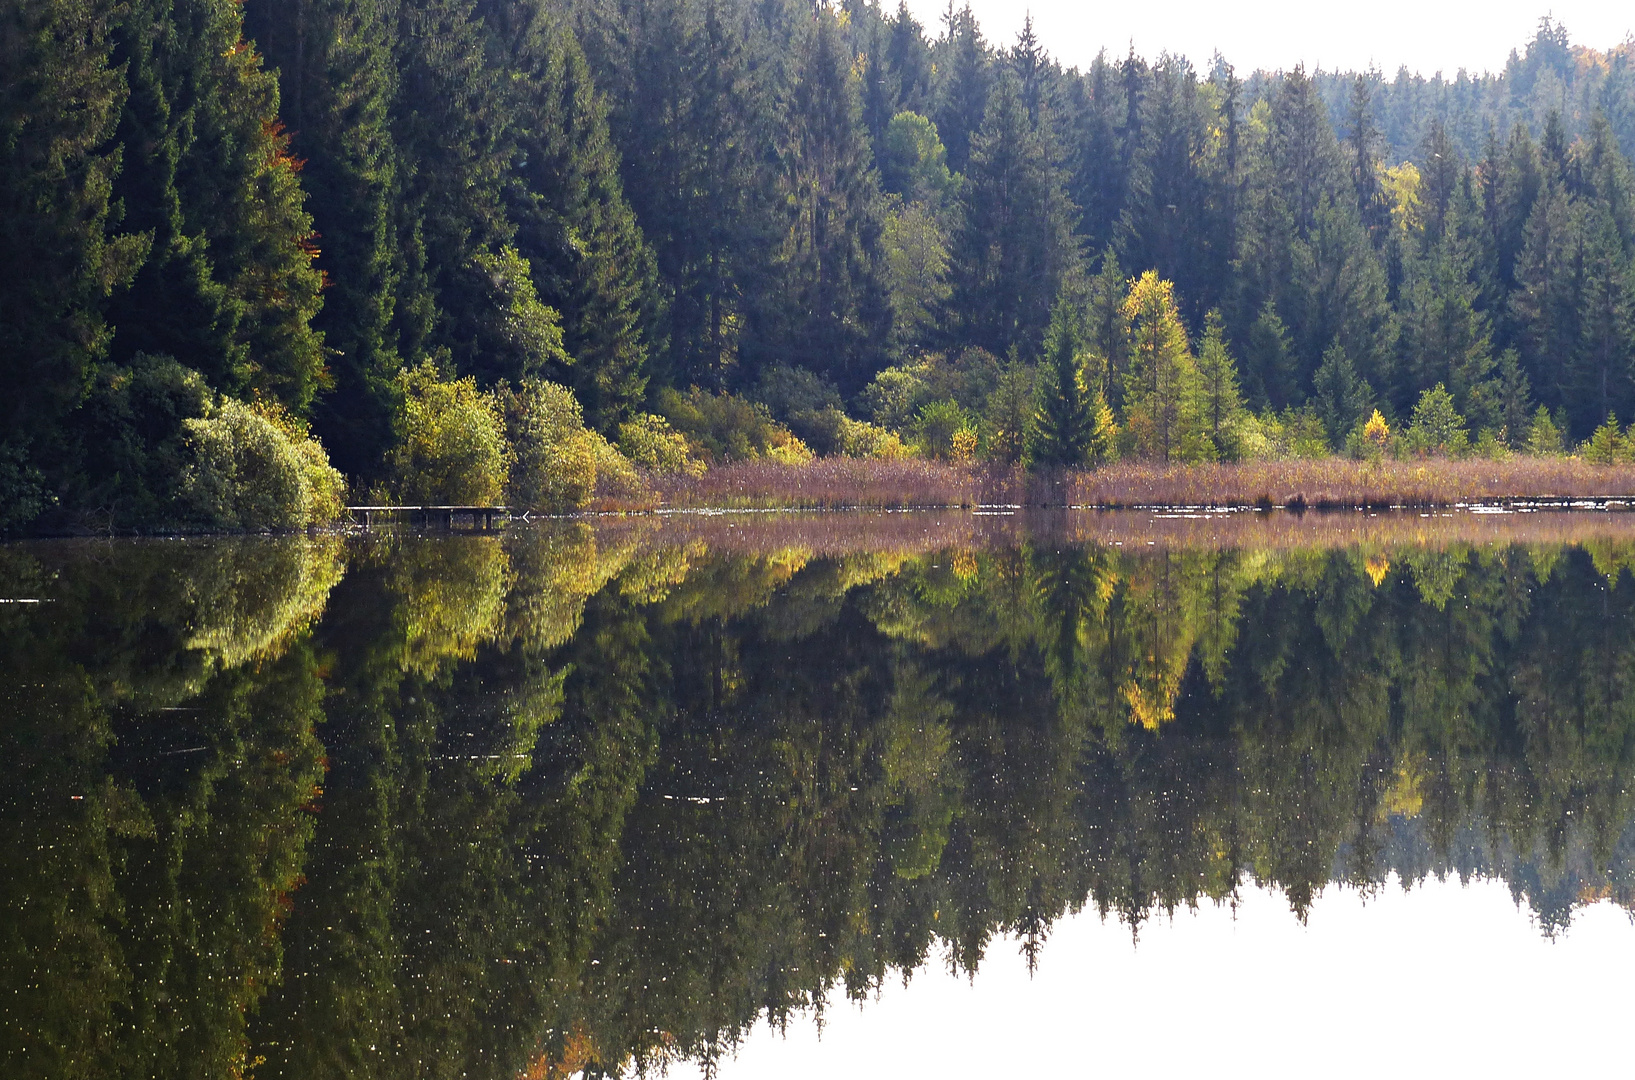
[387, 537, 514, 677]
[505, 524, 648, 654]
[184, 536, 346, 671]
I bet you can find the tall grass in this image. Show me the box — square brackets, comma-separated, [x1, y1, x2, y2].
[619, 456, 1635, 512]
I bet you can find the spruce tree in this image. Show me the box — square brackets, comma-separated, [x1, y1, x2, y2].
[947, 69, 1079, 361]
[1509, 178, 1579, 423]
[243, 0, 406, 474]
[763, 8, 890, 392]
[1194, 311, 1246, 458]
[1572, 200, 1634, 432]
[931, 3, 987, 174]
[1312, 339, 1372, 447]
[0, 0, 146, 498]
[481, 0, 661, 428]
[1029, 295, 1093, 467]
[107, 0, 328, 412]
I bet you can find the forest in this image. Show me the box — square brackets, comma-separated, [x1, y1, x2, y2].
[5, 525, 1635, 1078]
[12, 2, 1635, 529]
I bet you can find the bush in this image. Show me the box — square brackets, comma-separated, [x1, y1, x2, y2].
[836, 416, 914, 460]
[618, 413, 705, 476]
[182, 398, 345, 529]
[77, 354, 215, 525]
[1234, 407, 1330, 461]
[498, 378, 599, 510]
[390, 361, 510, 504]
[912, 399, 975, 460]
[656, 386, 807, 463]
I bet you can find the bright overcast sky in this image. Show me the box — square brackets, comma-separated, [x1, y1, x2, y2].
[902, 1, 1635, 77]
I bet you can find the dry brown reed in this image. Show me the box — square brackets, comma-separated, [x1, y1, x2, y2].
[615, 456, 1635, 513]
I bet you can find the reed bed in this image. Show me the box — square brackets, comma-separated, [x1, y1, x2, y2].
[623, 456, 1635, 513]
[576, 506, 1635, 558]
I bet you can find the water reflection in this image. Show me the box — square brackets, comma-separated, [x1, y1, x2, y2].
[3, 516, 1635, 1079]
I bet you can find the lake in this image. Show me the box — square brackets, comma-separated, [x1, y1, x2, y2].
[5, 510, 1635, 1078]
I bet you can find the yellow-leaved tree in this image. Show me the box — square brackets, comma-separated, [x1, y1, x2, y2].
[1121, 272, 1206, 462]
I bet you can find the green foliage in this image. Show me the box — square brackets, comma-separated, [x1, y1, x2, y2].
[1580, 415, 1632, 464]
[655, 387, 810, 463]
[499, 379, 599, 511]
[617, 414, 705, 476]
[1029, 298, 1096, 468]
[912, 400, 976, 460]
[1122, 272, 1204, 463]
[1405, 383, 1470, 457]
[1312, 340, 1374, 450]
[1526, 405, 1565, 455]
[389, 362, 511, 505]
[1194, 311, 1248, 461]
[880, 111, 957, 205]
[182, 399, 345, 529]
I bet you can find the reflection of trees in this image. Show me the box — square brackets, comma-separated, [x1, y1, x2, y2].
[12, 534, 1635, 1080]
[0, 540, 333, 1080]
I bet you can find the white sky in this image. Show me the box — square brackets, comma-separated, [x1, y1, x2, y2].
[673, 878, 1635, 1079]
[901, 1, 1635, 77]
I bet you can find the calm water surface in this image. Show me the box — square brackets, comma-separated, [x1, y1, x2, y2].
[5, 511, 1635, 1078]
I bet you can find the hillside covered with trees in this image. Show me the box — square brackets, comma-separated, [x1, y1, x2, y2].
[10, 1, 1635, 529]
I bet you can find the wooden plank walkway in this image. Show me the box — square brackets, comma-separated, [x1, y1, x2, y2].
[347, 505, 511, 529]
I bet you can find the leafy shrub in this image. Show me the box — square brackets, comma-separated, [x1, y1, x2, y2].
[77, 354, 215, 525]
[1345, 409, 1391, 462]
[618, 413, 705, 475]
[390, 361, 510, 504]
[498, 378, 599, 510]
[0, 442, 52, 531]
[656, 386, 807, 463]
[182, 398, 345, 529]
[913, 399, 975, 460]
[1235, 407, 1330, 461]
[836, 416, 913, 460]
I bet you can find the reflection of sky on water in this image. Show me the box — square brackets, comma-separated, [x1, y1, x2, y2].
[688, 878, 1635, 1079]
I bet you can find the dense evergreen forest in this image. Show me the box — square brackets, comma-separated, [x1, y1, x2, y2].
[11, 2, 1635, 528]
[6, 529, 1635, 1077]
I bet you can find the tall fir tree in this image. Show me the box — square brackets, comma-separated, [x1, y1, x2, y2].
[0, 0, 147, 500]
[107, 0, 328, 411]
[1029, 294, 1094, 467]
[946, 68, 1079, 361]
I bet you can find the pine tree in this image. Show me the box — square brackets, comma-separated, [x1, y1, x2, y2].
[1121, 271, 1199, 462]
[1084, 248, 1129, 407]
[1029, 295, 1094, 467]
[1509, 178, 1579, 423]
[481, 0, 661, 428]
[763, 8, 890, 392]
[1572, 200, 1634, 432]
[931, 3, 987, 175]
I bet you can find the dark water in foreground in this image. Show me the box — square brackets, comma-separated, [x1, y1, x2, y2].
[5, 513, 1635, 1078]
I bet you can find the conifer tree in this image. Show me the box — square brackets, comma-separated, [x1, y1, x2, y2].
[1194, 311, 1246, 458]
[1312, 340, 1372, 447]
[932, 3, 988, 175]
[947, 68, 1079, 361]
[1029, 295, 1094, 467]
[1121, 271, 1199, 462]
[1084, 248, 1129, 407]
[242, 0, 405, 473]
[1572, 200, 1634, 432]
[0, 0, 146, 493]
[765, 8, 890, 391]
[107, 0, 328, 411]
[481, 0, 661, 428]
[1509, 178, 1579, 423]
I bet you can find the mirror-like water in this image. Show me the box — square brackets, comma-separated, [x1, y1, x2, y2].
[5, 511, 1635, 1078]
